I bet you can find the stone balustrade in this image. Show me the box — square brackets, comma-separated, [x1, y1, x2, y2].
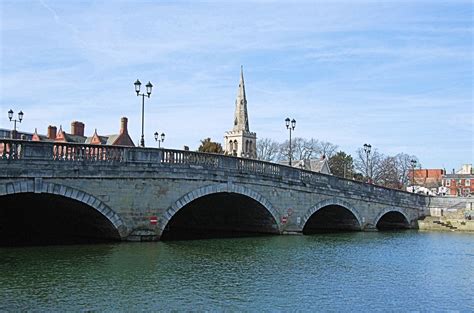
[0, 138, 426, 207]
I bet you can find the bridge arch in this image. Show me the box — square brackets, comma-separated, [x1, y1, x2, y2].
[301, 198, 363, 233]
[160, 183, 280, 238]
[374, 207, 411, 230]
[0, 180, 126, 243]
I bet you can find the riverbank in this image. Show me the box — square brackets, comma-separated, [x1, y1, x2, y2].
[418, 216, 474, 232]
[420, 196, 474, 232]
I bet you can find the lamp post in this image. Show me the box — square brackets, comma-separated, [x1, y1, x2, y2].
[8, 109, 24, 139]
[363, 143, 372, 183]
[154, 131, 165, 148]
[410, 159, 417, 192]
[285, 118, 296, 166]
[134, 79, 153, 147]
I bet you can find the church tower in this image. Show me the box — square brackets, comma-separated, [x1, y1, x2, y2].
[224, 66, 257, 158]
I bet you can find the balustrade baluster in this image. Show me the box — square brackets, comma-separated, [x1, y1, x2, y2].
[8, 143, 13, 159]
[4, 142, 9, 159]
[67, 145, 71, 160]
[0, 142, 5, 159]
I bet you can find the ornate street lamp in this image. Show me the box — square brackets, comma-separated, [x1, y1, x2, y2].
[154, 131, 165, 148]
[363, 143, 372, 183]
[285, 117, 296, 166]
[8, 109, 24, 139]
[134, 79, 154, 147]
[410, 159, 417, 192]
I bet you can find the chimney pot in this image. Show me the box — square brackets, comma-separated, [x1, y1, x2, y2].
[47, 125, 57, 139]
[71, 121, 85, 136]
[120, 117, 128, 134]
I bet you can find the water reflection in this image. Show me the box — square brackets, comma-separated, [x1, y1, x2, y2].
[0, 232, 473, 311]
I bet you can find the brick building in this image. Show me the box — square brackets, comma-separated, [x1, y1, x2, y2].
[32, 117, 134, 147]
[409, 169, 445, 193]
[442, 164, 473, 197]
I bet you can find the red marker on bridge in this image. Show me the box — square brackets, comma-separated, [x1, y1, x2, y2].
[150, 216, 158, 225]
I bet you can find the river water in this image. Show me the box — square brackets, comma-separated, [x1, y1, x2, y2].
[1, 231, 473, 311]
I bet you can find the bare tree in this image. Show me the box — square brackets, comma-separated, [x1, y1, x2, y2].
[395, 153, 421, 186]
[304, 138, 321, 159]
[256, 138, 280, 162]
[355, 148, 420, 189]
[278, 138, 299, 162]
[278, 137, 324, 162]
[317, 141, 338, 159]
[377, 156, 400, 188]
[354, 147, 385, 183]
[295, 137, 321, 160]
[395, 153, 419, 188]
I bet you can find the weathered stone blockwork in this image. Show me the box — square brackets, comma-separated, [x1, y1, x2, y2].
[0, 139, 429, 241]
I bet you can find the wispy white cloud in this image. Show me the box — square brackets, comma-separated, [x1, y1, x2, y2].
[0, 0, 472, 170]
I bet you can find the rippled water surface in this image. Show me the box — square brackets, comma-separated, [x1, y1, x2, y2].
[1, 231, 473, 311]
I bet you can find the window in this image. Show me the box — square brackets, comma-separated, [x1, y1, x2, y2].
[446, 180, 451, 187]
[458, 179, 462, 185]
[466, 179, 471, 187]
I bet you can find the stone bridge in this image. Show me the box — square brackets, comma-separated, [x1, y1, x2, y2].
[0, 139, 429, 244]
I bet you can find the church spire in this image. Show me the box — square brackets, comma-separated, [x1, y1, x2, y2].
[233, 65, 250, 132]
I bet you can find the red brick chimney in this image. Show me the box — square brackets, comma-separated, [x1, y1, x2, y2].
[47, 125, 57, 139]
[71, 121, 85, 136]
[120, 117, 128, 134]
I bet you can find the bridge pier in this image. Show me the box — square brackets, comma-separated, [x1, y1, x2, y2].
[126, 230, 159, 242]
[0, 139, 429, 245]
[363, 224, 378, 232]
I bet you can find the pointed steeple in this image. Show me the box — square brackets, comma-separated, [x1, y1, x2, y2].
[233, 65, 250, 132]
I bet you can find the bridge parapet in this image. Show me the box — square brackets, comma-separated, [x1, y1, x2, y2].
[0, 139, 427, 208]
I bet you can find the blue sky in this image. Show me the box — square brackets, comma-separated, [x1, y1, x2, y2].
[0, 0, 472, 171]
